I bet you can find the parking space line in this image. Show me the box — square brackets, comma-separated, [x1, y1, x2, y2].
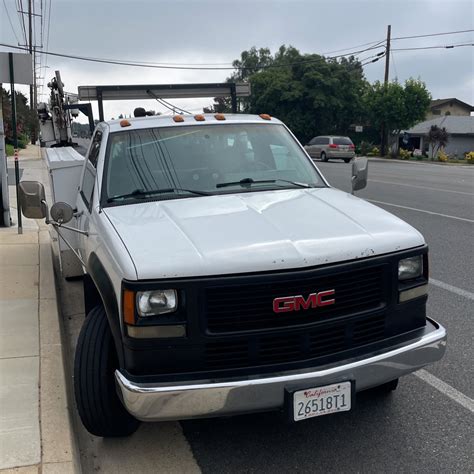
[367, 199, 474, 223]
[369, 179, 474, 196]
[415, 370, 474, 413]
[430, 278, 474, 300]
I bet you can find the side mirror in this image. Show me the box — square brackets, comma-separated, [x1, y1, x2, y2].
[50, 202, 74, 224]
[351, 158, 369, 193]
[18, 181, 48, 219]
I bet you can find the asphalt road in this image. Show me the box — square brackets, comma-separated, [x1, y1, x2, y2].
[56, 157, 474, 473]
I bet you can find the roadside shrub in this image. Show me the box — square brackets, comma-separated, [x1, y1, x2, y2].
[5, 144, 14, 156]
[466, 151, 474, 164]
[359, 141, 373, 156]
[17, 139, 27, 149]
[367, 146, 380, 157]
[399, 149, 411, 160]
[437, 150, 449, 162]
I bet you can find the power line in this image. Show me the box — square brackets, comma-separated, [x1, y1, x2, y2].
[16, 0, 27, 44]
[2, 29, 470, 73]
[392, 43, 473, 51]
[68, 39, 387, 68]
[321, 39, 385, 55]
[2, 0, 21, 43]
[45, 0, 51, 52]
[359, 50, 385, 63]
[40, 0, 44, 45]
[391, 29, 474, 41]
[40, 0, 51, 99]
[0, 41, 385, 70]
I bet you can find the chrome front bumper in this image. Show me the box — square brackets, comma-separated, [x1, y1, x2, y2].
[115, 318, 446, 422]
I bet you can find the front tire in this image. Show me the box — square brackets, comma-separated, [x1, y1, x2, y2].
[74, 305, 140, 437]
[344, 158, 352, 163]
[321, 152, 328, 162]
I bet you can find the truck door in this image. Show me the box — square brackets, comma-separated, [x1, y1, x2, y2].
[75, 129, 102, 260]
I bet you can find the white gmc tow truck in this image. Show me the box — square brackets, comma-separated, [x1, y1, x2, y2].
[19, 111, 446, 437]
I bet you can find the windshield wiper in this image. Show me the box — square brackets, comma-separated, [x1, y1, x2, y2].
[216, 178, 314, 189]
[107, 187, 211, 202]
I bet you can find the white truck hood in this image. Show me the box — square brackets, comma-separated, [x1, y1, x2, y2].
[103, 188, 424, 280]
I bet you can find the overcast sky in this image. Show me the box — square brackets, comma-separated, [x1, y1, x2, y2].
[1, 0, 473, 122]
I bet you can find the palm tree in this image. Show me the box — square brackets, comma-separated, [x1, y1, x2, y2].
[427, 125, 449, 160]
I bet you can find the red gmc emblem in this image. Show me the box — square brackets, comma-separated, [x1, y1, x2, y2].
[273, 290, 335, 313]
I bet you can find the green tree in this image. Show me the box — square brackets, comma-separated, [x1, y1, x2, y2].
[364, 79, 431, 153]
[427, 125, 449, 160]
[1, 87, 36, 143]
[230, 46, 273, 82]
[206, 45, 368, 143]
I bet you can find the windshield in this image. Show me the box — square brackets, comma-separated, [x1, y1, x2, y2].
[103, 123, 325, 204]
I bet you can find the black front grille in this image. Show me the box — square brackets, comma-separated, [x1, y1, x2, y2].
[206, 265, 385, 333]
[204, 312, 386, 370]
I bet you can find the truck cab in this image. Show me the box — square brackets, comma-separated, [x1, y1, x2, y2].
[19, 113, 446, 437]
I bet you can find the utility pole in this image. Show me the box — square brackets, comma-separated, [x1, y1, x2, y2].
[28, 0, 37, 143]
[384, 25, 391, 85]
[381, 24, 391, 156]
[28, 0, 33, 109]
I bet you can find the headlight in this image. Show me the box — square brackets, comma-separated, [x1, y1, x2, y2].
[398, 255, 423, 281]
[136, 289, 177, 316]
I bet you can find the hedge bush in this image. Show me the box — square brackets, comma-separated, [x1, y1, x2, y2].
[5, 144, 14, 156]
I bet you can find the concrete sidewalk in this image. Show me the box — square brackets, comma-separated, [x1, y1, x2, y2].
[0, 145, 78, 473]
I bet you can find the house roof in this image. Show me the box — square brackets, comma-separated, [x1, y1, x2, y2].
[430, 98, 474, 111]
[406, 116, 474, 135]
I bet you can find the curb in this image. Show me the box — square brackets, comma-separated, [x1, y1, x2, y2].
[365, 157, 470, 166]
[39, 231, 81, 474]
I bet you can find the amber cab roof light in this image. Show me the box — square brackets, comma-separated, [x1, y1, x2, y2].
[173, 115, 185, 123]
[120, 119, 131, 127]
[259, 114, 271, 120]
[214, 113, 226, 121]
[194, 114, 205, 121]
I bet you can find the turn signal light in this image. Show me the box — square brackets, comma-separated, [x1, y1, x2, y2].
[120, 119, 131, 127]
[214, 114, 226, 120]
[259, 114, 271, 120]
[123, 289, 135, 325]
[194, 114, 205, 121]
[173, 115, 185, 123]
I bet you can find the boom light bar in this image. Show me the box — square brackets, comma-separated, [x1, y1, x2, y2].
[78, 82, 251, 120]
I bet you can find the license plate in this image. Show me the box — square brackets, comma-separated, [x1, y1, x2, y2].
[293, 381, 351, 421]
